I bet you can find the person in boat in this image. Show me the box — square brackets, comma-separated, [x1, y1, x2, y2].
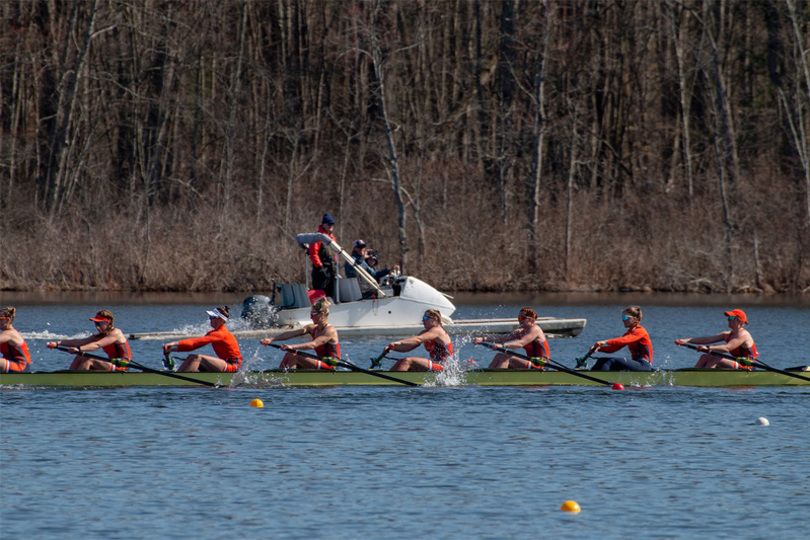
[383, 309, 453, 372]
[675, 308, 758, 369]
[344, 240, 397, 298]
[1, 307, 32, 373]
[365, 249, 399, 283]
[260, 297, 340, 370]
[162, 306, 242, 373]
[588, 305, 653, 371]
[472, 307, 549, 369]
[309, 213, 338, 300]
[46, 310, 132, 371]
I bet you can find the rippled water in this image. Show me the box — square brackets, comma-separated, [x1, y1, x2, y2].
[2, 293, 808, 538]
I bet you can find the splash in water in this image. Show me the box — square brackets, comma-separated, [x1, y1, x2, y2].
[228, 346, 285, 387]
[430, 334, 478, 387]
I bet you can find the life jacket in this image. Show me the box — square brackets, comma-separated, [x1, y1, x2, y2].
[102, 340, 132, 372]
[726, 334, 758, 367]
[308, 226, 337, 268]
[1, 340, 31, 371]
[424, 338, 453, 363]
[521, 325, 550, 360]
[310, 324, 340, 358]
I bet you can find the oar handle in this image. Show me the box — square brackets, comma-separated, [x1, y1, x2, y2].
[370, 351, 387, 369]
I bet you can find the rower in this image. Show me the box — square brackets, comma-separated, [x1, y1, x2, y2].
[162, 306, 243, 373]
[46, 310, 132, 371]
[1, 307, 32, 373]
[472, 307, 549, 369]
[675, 308, 758, 369]
[589, 306, 653, 371]
[384, 309, 453, 372]
[260, 297, 340, 370]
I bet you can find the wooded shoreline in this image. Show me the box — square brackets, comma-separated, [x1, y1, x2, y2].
[2, 1, 809, 293]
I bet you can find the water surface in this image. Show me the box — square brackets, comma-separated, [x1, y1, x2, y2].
[1, 294, 808, 539]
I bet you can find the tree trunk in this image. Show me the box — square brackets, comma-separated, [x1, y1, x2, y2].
[529, 1, 553, 274]
[43, 0, 99, 217]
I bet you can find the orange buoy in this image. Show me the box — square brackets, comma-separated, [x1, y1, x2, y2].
[250, 398, 264, 408]
[560, 500, 581, 513]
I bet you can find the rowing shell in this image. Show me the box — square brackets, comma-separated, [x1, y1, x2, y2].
[2, 368, 808, 388]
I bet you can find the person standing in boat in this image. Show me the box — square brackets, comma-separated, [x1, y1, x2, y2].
[383, 309, 453, 372]
[675, 308, 758, 369]
[588, 305, 653, 371]
[309, 213, 338, 300]
[162, 306, 242, 373]
[260, 297, 340, 370]
[46, 310, 132, 371]
[472, 307, 550, 369]
[1, 307, 32, 373]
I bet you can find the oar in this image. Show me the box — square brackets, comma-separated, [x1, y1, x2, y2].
[478, 341, 624, 390]
[678, 342, 810, 383]
[575, 346, 597, 369]
[369, 350, 388, 369]
[50, 345, 218, 387]
[267, 343, 419, 387]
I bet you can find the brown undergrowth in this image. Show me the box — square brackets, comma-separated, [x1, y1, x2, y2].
[2, 177, 807, 294]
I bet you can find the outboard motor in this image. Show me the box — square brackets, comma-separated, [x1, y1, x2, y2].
[241, 295, 277, 328]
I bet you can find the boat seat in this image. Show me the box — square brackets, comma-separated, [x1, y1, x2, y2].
[338, 277, 363, 303]
[278, 284, 296, 308]
[292, 283, 311, 307]
[278, 283, 312, 308]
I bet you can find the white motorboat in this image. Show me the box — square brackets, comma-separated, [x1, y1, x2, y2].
[234, 233, 587, 338]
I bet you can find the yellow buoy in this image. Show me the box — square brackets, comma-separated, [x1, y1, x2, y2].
[560, 500, 581, 513]
[250, 398, 264, 408]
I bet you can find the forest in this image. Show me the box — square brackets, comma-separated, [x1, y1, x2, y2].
[1, 0, 809, 294]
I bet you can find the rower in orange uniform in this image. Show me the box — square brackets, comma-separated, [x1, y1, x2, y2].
[384, 309, 453, 372]
[472, 307, 549, 369]
[675, 308, 758, 369]
[260, 297, 340, 370]
[46, 310, 132, 371]
[1, 307, 32, 373]
[589, 305, 653, 371]
[163, 306, 242, 373]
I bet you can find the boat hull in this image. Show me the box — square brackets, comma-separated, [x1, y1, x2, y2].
[2, 368, 807, 388]
[128, 317, 586, 340]
[275, 276, 457, 328]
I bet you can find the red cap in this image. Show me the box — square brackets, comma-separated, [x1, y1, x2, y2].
[724, 309, 747, 324]
[89, 316, 112, 322]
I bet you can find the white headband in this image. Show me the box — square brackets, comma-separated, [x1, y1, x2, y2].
[206, 308, 228, 320]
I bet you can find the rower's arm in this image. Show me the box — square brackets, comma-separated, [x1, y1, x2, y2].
[269, 327, 308, 342]
[387, 330, 433, 353]
[79, 330, 123, 352]
[675, 333, 727, 346]
[504, 327, 542, 349]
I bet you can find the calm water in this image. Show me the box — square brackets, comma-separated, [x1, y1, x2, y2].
[1, 293, 808, 539]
